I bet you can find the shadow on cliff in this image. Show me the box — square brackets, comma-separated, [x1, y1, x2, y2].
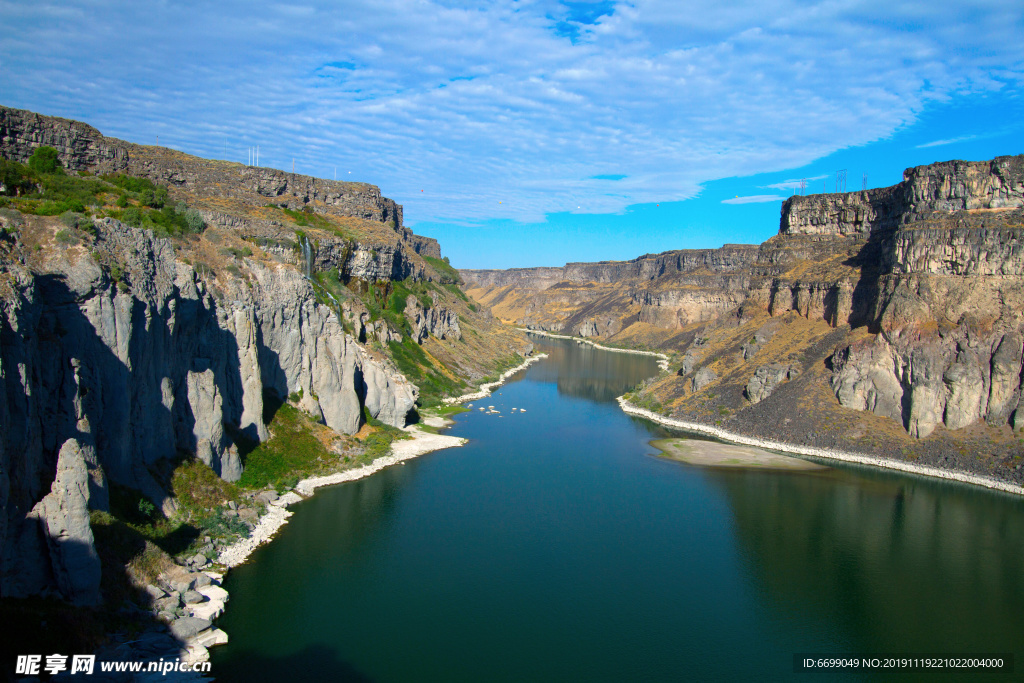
[3, 270, 295, 671]
[841, 240, 885, 332]
[211, 644, 375, 683]
[1, 540, 196, 683]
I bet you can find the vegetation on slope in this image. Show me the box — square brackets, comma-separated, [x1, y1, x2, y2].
[0, 147, 206, 237]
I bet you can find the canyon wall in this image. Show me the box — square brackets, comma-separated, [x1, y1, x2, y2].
[465, 155, 1024, 442]
[0, 221, 417, 603]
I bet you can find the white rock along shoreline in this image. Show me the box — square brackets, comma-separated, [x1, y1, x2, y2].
[217, 424, 468, 568]
[520, 328, 1022, 496]
[519, 329, 670, 371]
[618, 396, 1024, 497]
[442, 353, 548, 404]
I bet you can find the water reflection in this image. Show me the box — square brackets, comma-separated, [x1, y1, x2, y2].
[712, 466, 1024, 656]
[527, 336, 659, 403]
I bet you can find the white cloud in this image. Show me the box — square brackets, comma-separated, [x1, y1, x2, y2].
[916, 135, 979, 148]
[1, 0, 1022, 225]
[763, 175, 827, 191]
[722, 195, 787, 204]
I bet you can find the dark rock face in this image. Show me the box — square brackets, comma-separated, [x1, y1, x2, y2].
[779, 156, 1024, 237]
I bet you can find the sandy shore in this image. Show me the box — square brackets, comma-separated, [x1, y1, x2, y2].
[442, 354, 548, 404]
[619, 397, 1024, 496]
[652, 437, 828, 470]
[520, 329, 670, 371]
[218, 424, 467, 568]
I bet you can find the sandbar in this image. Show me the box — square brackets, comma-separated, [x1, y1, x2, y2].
[652, 437, 827, 470]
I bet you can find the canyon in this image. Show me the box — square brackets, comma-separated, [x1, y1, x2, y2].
[464, 155, 1024, 482]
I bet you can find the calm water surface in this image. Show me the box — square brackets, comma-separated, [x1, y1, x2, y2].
[211, 338, 1024, 681]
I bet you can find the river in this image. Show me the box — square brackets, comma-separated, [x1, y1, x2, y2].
[210, 336, 1024, 681]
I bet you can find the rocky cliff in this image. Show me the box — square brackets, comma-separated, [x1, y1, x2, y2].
[0, 105, 532, 608]
[465, 155, 1024, 483]
[0, 217, 420, 602]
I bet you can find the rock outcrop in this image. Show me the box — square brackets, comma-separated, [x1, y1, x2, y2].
[406, 295, 461, 344]
[745, 364, 798, 405]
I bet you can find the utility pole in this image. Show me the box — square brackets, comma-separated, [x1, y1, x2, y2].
[862, 173, 868, 191]
[836, 169, 847, 193]
[799, 178, 806, 195]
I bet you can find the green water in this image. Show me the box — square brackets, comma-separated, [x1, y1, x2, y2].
[211, 338, 1024, 681]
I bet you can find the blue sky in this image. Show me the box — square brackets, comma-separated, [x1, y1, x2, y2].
[1, 1, 1022, 268]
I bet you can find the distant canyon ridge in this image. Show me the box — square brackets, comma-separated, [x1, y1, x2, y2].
[463, 155, 1024, 482]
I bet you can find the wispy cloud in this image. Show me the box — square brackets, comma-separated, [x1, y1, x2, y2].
[762, 175, 827, 191]
[1, 0, 1021, 225]
[916, 135, 979, 148]
[722, 194, 787, 204]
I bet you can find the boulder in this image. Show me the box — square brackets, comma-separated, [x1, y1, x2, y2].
[256, 490, 279, 505]
[745, 364, 796, 404]
[169, 617, 212, 640]
[181, 590, 206, 605]
[691, 367, 717, 392]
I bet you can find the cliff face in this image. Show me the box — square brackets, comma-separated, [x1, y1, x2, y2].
[465, 155, 1024, 471]
[0, 218, 417, 602]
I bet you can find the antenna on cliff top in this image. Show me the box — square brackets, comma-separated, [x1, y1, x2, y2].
[799, 178, 806, 195]
[862, 173, 868, 191]
[836, 169, 847, 193]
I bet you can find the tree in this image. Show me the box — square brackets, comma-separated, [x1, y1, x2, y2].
[27, 146, 64, 175]
[0, 158, 34, 196]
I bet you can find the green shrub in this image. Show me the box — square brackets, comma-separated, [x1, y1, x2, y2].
[102, 173, 158, 194]
[59, 210, 85, 228]
[387, 337, 467, 406]
[0, 158, 36, 196]
[171, 459, 240, 520]
[239, 401, 333, 490]
[183, 208, 205, 232]
[55, 229, 79, 245]
[425, 255, 460, 284]
[28, 146, 63, 175]
[122, 206, 143, 227]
